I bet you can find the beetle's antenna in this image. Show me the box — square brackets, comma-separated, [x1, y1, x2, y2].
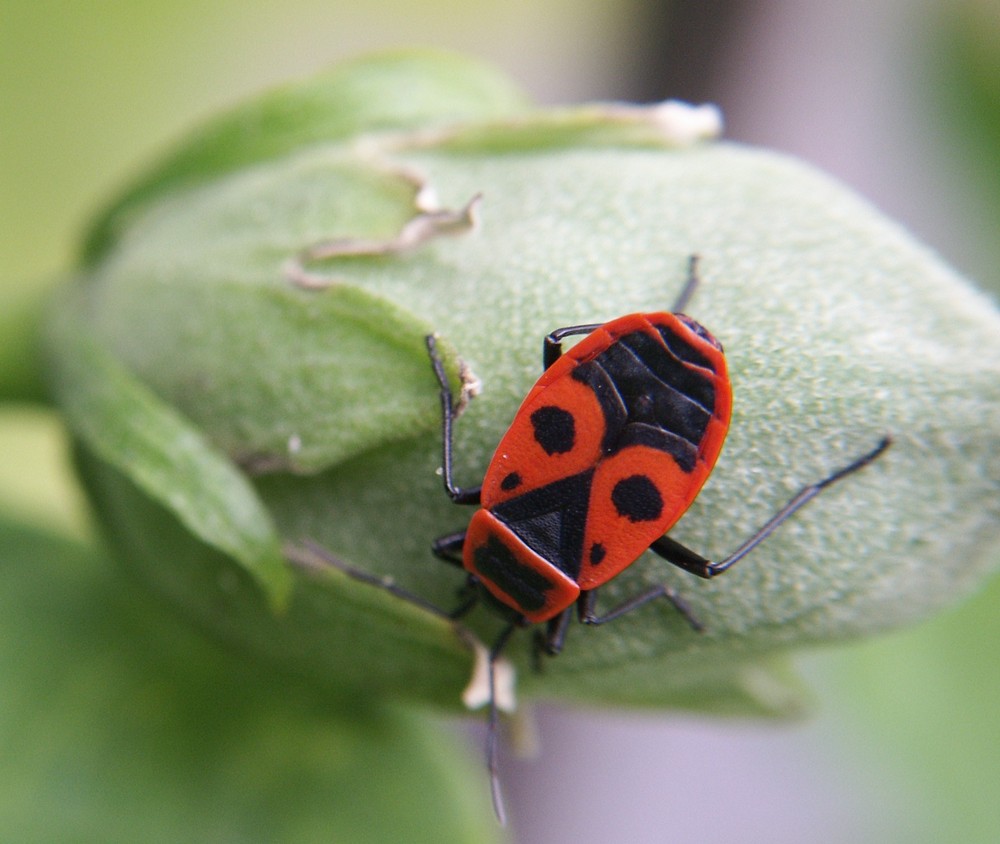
[487, 623, 517, 825]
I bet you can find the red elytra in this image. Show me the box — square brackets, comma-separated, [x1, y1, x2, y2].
[462, 312, 731, 623]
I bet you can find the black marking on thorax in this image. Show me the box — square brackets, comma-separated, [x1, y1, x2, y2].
[473, 534, 553, 613]
[571, 326, 716, 472]
[491, 469, 594, 580]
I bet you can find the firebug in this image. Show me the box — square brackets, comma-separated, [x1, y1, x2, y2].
[424, 256, 890, 820]
[296, 256, 891, 823]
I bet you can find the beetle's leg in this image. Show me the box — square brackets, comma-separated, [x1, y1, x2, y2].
[430, 531, 482, 618]
[542, 256, 702, 369]
[652, 436, 892, 579]
[431, 530, 466, 566]
[534, 607, 574, 658]
[449, 569, 480, 619]
[670, 254, 701, 313]
[543, 322, 602, 370]
[426, 334, 482, 505]
[530, 631, 547, 671]
[577, 586, 703, 632]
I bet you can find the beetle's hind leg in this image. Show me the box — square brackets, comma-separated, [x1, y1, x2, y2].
[577, 585, 704, 632]
[650, 436, 892, 580]
[530, 607, 574, 668]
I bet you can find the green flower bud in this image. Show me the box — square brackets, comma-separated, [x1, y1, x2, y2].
[44, 50, 1000, 716]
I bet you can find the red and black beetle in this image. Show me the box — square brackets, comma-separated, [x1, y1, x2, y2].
[424, 257, 889, 819]
[297, 257, 890, 823]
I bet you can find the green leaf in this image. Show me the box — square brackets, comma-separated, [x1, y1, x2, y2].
[44, 289, 291, 609]
[0, 519, 499, 843]
[77, 152, 455, 474]
[45, 52, 1000, 713]
[82, 49, 529, 264]
[71, 444, 475, 710]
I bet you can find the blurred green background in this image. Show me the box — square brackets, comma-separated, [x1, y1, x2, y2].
[2, 2, 999, 842]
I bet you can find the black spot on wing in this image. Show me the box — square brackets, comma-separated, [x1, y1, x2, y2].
[611, 474, 664, 522]
[589, 542, 606, 565]
[500, 472, 522, 491]
[531, 405, 576, 455]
